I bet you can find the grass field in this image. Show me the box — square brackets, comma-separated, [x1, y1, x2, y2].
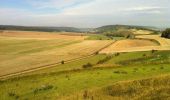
[0, 50, 169, 100]
[68, 74, 170, 100]
[86, 34, 125, 40]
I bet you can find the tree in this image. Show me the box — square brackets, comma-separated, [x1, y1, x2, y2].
[161, 28, 170, 39]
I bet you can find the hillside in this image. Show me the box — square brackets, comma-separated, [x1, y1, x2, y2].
[0, 25, 82, 32]
[95, 25, 158, 33]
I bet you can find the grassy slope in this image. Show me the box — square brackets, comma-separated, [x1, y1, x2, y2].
[0, 51, 169, 100]
[68, 74, 170, 100]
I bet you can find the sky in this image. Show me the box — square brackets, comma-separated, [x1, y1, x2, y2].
[0, 0, 170, 28]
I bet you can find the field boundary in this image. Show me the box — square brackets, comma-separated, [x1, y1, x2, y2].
[0, 41, 115, 80]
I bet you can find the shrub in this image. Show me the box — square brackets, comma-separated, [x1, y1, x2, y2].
[143, 54, 147, 57]
[97, 56, 112, 64]
[34, 84, 54, 94]
[95, 51, 99, 55]
[61, 60, 65, 64]
[8, 92, 19, 99]
[83, 90, 88, 99]
[115, 53, 120, 56]
[151, 49, 157, 54]
[114, 70, 127, 74]
[82, 63, 93, 69]
[160, 67, 164, 69]
[161, 28, 170, 39]
[114, 71, 121, 74]
[8, 92, 16, 97]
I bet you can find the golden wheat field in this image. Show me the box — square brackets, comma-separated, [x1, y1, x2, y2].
[100, 39, 159, 53]
[0, 31, 87, 40]
[0, 31, 113, 77]
[130, 29, 153, 35]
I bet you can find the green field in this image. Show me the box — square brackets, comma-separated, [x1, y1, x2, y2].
[0, 50, 169, 100]
[86, 34, 125, 40]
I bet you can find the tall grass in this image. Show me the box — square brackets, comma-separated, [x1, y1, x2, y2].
[66, 74, 170, 100]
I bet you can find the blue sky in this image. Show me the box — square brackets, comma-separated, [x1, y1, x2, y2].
[0, 0, 170, 28]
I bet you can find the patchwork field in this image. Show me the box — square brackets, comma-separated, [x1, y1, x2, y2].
[0, 30, 170, 100]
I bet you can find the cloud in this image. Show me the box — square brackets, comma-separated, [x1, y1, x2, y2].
[125, 7, 165, 11]
[0, 0, 170, 28]
[27, 0, 90, 9]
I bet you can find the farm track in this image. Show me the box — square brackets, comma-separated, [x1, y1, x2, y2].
[0, 41, 115, 80]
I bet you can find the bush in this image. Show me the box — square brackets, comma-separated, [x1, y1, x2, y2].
[95, 51, 99, 55]
[160, 67, 164, 69]
[82, 63, 93, 69]
[34, 84, 53, 94]
[151, 49, 157, 54]
[61, 60, 65, 64]
[83, 90, 88, 99]
[143, 54, 147, 57]
[97, 56, 112, 64]
[161, 28, 170, 39]
[115, 53, 120, 56]
[8, 92, 19, 99]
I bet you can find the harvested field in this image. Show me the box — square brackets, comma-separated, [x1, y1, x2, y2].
[0, 31, 87, 40]
[0, 35, 113, 77]
[130, 29, 153, 35]
[137, 35, 170, 46]
[100, 39, 159, 53]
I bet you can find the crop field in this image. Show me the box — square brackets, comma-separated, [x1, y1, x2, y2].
[0, 31, 87, 40]
[130, 29, 153, 35]
[137, 35, 170, 46]
[0, 31, 113, 77]
[100, 39, 159, 53]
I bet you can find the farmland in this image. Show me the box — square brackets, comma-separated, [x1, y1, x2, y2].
[100, 39, 159, 53]
[0, 49, 170, 99]
[0, 29, 170, 100]
[0, 31, 113, 77]
[0, 0, 170, 99]
[100, 34, 170, 53]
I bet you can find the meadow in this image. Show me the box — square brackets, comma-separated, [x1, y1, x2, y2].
[0, 50, 170, 100]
